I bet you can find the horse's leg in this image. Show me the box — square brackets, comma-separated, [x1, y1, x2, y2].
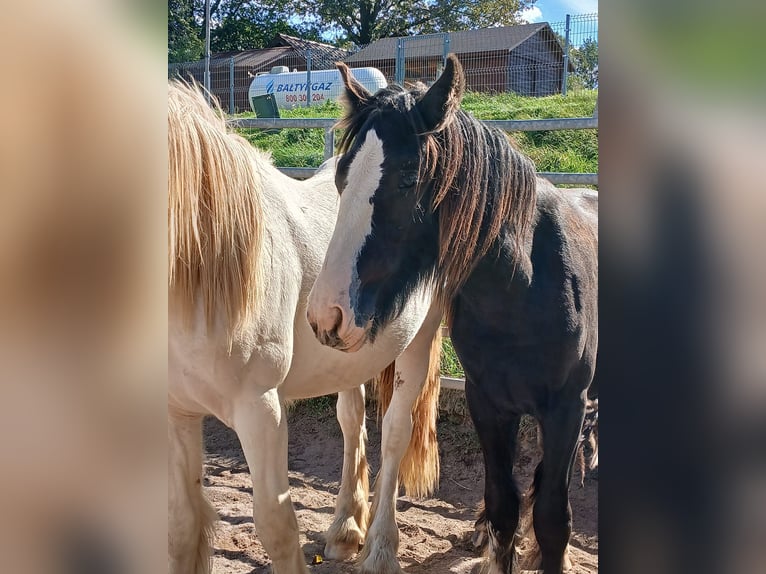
[168, 410, 217, 574]
[325, 385, 369, 561]
[465, 383, 521, 574]
[357, 320, 438, 574]
[233, 388, 309, 574]
[533, 394, 586, 574]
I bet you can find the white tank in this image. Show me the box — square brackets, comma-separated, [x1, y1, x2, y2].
[249, 67, 387, 111]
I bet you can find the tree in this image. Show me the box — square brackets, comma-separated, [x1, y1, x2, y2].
[169, 0, 204, 63]
[294, 0, 539, 47]
[211, 6, 322, 52]
[169, 0, 541, 60]
[169, 1, 321, 62]
[570, 38, 598, 89]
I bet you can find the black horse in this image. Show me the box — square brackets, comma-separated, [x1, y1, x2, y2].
[308, 55, 597, 574]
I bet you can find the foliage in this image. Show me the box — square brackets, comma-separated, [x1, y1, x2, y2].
[550, 31, 599, 92]
[169, 0, 204, 62]
[168, 0, 541, 60]
[168, 1, 323, 61]
[297, 0, 539, 46]
[203, 2, 322, 52]
[569, 38, 598, 90]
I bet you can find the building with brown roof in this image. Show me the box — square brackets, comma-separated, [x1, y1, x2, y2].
[344, 23, 574, 96]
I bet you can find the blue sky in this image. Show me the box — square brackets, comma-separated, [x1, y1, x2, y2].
[520, 0, 598, 25]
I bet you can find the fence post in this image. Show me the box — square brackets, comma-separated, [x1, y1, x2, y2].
[306, 48, 312, 107]
[229, 56, 235, 114]
[561, 14, 571, 96]
[323, 128, 335, 161]
[203, 0, 211, 101]
[395, 38, 404, 85]
[444, 33, 450, 63]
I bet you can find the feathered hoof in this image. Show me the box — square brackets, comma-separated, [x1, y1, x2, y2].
[471, 523, 488, 551]
[356, 547, 404, 574]
[324, 536, 362, 562]
[356, 561, 404, 574]
[324, 519, 364, 561]
[472, 503, 488, 551]
[563, 545, 573, 571]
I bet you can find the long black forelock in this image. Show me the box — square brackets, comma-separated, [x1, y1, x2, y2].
[337, 84, 425, 157]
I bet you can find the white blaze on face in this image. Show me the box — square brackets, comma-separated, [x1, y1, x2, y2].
[308, 129, 385, 337]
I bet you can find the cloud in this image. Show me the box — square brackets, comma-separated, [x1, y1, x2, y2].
[520, 6, 544, 23]
[562, 0, 599, 14]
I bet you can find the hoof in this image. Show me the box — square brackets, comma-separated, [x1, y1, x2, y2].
[357, 561, 404, 574]
[356, 545, 404, 574]
[471, 523, 488, 551]
[324, 537, 362, 562]
[325, 521, 364, 561]
[472, 511, 488, 551]
[563, 545, 573, 571]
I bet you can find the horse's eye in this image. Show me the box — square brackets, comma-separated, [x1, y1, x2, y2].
[399, 171, 418, 189]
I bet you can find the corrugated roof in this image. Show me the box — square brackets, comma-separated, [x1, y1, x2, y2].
[170, 47, 295, 71]
[345, 23, 557, 62]
[216, 47, 294, 68]
[269, 34, 351, 70]
[171, 36, 350, 73]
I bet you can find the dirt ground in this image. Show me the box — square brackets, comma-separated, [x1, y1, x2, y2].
[204, 395, 598, 573]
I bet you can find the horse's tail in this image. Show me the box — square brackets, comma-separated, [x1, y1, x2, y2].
[375, 328, 442, 498]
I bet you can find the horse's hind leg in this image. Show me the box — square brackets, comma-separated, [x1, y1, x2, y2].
[234, 388, 309, 574]
[325, 386, 369, 561]
[168, 410, 217, 574]
[465, 383, 521, 574]
[533, 394, 586, 574]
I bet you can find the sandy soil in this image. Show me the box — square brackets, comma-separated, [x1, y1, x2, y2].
[204, 397, 598, 573]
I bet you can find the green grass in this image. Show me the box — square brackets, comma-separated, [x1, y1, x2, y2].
[440, 337, 465, 379]
[234, 90, 598, 176]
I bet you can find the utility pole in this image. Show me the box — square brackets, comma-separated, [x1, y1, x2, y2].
[204, 0, 211, 100]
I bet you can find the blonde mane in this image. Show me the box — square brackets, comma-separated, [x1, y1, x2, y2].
[168, 82, 265, 333]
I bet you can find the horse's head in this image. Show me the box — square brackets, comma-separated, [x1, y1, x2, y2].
[307, 55, 465, 351]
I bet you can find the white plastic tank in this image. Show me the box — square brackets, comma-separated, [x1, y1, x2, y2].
[249, 66, 387, 110]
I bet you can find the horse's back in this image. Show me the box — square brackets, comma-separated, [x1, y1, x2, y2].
[535, 179, 598, 249]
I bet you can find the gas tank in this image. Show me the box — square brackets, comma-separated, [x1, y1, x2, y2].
[248, 66, 387, 110]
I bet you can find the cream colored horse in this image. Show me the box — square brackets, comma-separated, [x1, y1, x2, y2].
[168, 82, 442, 574]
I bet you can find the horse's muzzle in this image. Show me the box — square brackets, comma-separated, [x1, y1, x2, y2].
[307, 305, 370, 352]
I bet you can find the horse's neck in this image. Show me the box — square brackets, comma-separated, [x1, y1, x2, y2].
[256, 167, 300, 272]
[254, 165, 338, 302]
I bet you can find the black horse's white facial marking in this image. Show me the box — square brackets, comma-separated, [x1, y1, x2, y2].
[340, 115, 438, 340]
[339, 129, 386, 329]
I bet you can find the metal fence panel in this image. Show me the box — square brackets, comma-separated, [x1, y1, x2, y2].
[343, 13, 597, 97]
[169, 13, 597, 112]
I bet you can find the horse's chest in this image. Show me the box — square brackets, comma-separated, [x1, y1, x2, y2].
[450, 267, 587, 407]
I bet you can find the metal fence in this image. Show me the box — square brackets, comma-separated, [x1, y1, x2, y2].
[169, 13, 598, 113]
[169, 48, 315, 114]
[349, 13, 598, 97]
[228, 116, 598, 186]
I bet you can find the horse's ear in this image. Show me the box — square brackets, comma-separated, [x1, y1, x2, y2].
[417, 54, 465, 132]
[336, 62, 371, 112]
